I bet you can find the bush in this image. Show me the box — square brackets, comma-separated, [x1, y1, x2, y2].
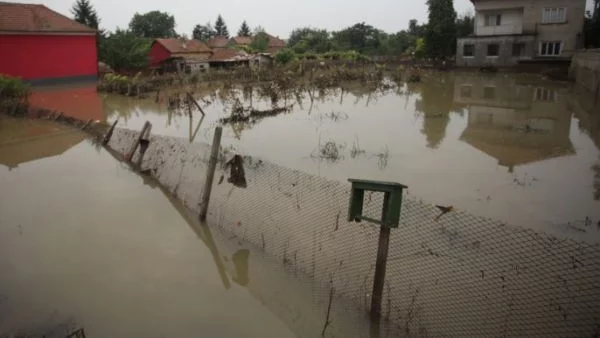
[275, 49, 297, 64]
[0, 74, 30, 115]
[0, 74, 29, 99]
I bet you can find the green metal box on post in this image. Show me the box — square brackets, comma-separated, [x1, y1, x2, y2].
[348, 179, 406, 227]
[347, 178, 407, 324]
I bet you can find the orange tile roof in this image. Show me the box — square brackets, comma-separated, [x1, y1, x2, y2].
[0, 1, 95, 34]
[207, 35, 229, 48]
[267, 34, 285, 48]
[209, 48, 247, 61]
[155, 38, 211, 54]
[231, 36, 252, 45]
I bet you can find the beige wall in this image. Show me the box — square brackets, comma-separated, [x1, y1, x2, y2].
[472, 0, 586, 57]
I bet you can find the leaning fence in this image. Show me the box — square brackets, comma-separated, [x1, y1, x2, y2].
[103, 126, 600, 337]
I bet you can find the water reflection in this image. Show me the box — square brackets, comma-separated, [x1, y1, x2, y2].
[29, 84, 106, 122]
[0, 117, 85, 170]
[414, 75, 459, 148]
[454, 74, 574, 172]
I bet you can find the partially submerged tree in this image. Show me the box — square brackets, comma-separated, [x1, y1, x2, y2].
[71, 0, 99, 29]
[129, 11, 176, 38]
[214, 14, 229, 37]
[424, 0, 457, 59]
[193, 22, 216, 41]
[99, 29, 151, 71]
[238, 20, 251, 37]
[288, 27, 331, 53]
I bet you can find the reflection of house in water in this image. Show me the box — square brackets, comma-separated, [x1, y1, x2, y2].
[28, 84, 106, 121]
[0, 118, 85, 170]
[454, 74, 574, 171]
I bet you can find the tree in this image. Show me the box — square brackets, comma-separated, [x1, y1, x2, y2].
[129, 11, 176, 38]
[214, 14, 229, 37]
[238, 20, 251, 37]
[456, 13, 474, 38]
[424, 0, 457, 59]
[332, 22, 385, 54]
[99, 29, 151, 70]
[71, 0, 99, 29]
[288, 27, 332, 53]
[193, 22, 215, 41]
[250, 31, 269, 52]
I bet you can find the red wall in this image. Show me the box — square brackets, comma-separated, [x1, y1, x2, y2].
[0, 34, 97, 81]
[149, 42, 171, 68]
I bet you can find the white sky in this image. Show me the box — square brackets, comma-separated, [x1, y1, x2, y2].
[12, 0, 596, 38]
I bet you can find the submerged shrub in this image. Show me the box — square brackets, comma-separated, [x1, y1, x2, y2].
[0, 74, 30, 115]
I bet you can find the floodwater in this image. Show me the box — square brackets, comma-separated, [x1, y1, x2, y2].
[98, 72, 600, 240]
[0, 117, 395, 337]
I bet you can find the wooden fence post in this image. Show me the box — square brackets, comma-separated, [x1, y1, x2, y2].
[125, 121, 151, 162]
[102, 119, 119, 145]
[199, 126, 223, 221]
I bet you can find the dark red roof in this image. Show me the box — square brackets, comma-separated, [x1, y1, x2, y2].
[209, 48, 247, 61]
[207, 35, 229, 48]
[230, 36, 252, 45]
[0, 1, 95, 34]
[154, 38, 211, 54]
[267, 34, 285, 48]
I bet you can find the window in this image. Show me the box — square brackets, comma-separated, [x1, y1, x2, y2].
[485, 13, 502, 26]
[535, 87, 558, 102]
[542, 8, 566, 23]
[483, 86, 496, 99]
[540, 41, 561, 56]
[460, 85, 472, 98]
[487, 44, 499, 57]
[512, 43, 526, 57]
[463, 44, 474, 57]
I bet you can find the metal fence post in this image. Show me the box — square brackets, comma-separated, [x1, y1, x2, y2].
[199, 126, 222, 221]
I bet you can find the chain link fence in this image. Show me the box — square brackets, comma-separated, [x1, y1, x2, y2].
[109, 128, 600, 337]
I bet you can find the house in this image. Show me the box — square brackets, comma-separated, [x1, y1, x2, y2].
[209, 48, 251, 68]
[229, 36, 253, 47]
[454, 73, 574, 171]
[0, 1, 98, 84]
[228, 34, 286, 53]
[207, 35, 230, 49]
[149, 38, 212, 72]
[456, 0, 586, 68]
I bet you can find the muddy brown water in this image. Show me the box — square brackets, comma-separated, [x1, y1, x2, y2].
[97, 72, 600, 242]
[0, 117, 399, 337]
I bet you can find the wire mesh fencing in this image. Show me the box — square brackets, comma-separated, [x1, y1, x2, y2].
[107, 128, 600, 337]
[206, 153, 600, 337]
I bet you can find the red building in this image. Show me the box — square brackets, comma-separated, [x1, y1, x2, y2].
[149, 38, 212, 68]
[0, 2, 97, 84]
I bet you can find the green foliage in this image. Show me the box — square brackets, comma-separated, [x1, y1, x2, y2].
[424, 0, 457, 59]
[99, 29, 151, 70]
[250, 32, 269, 52]
[71, 0, 99, 29]
[288, 27, 332, 54]
[275, 49, 296, 64]
[0, 74, 29, 99]
[129, 11, 176, 38]
[456, 13, 474, 38]
[238, 20, 251, 37]
[193, 22, 215, 41]
[415, 38, 426, 58]
[214, 15, 229, 37]
[331, 22, 385, 55]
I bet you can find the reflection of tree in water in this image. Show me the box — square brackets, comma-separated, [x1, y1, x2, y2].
[414, 74, 455, 149]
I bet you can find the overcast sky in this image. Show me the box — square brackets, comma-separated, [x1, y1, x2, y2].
[15, 0, 595, 38]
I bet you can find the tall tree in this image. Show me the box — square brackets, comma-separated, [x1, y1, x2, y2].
[456, 13, 474, 38]
[129, 11, 176, 38]
[424, 0, 457, 59]
[71, 0, 99, 29]
[214, 14, 229, 37]
[331, 22, 384, 54]
[288, 27, 331, 53]
[99, 29, 151, 70]
[238, 20, 251, 37]
[193, 22, 215, 41]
